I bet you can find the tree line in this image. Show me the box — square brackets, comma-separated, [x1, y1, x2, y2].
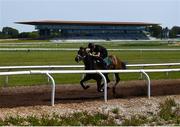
[0, 26, 180, 39]
[0, 27, 39, 39]
[148, 25, 180, 39]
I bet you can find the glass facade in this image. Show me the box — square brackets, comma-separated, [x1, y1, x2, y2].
[36, 24, 149, 40]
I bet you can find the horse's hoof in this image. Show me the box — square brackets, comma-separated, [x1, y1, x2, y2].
[98, 88, 104, 92]
[98, 87, 110, 93]
[84, 85, 90, 90]
[100, 89, 104, 92]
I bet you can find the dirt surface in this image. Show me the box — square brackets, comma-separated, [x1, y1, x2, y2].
[0, 79, 180, 119]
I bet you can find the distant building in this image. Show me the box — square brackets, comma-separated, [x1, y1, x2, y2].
[176, 34, 180, 38]
[16, 20, 158, 40]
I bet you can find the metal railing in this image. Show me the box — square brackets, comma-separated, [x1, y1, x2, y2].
[0, 48, 180, 51]
[1, 63, 180, 85]
[0, 63, 180, 70]
[0, 68, 180, 106]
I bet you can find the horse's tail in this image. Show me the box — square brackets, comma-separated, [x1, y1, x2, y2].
[121, 61, 127, 70]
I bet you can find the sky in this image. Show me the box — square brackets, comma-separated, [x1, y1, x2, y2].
[0, 0, 180, 32]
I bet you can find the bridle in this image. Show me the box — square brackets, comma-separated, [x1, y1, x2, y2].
[75, 47, 90, 63]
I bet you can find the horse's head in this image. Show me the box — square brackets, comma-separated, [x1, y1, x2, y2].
[75, 47, 89, 63]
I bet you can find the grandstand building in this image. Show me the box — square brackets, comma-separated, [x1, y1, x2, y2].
[16, 20, 158, 40]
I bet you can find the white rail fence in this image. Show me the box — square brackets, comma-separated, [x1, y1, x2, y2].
[0, 69, 180, 106]
[0, 63, 180, 70]
[1, 63, 180, 85]
[0, 48, 180, 51]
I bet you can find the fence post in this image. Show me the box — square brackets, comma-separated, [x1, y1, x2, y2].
[97, 71, 107, 102]
[4, 69, 11, 87]
[166, 65, 171, 77]
[47, 67, 53, 83]
[5, 75, 9, 86]
[46, 73, 56, 106]
[140, 66, 144, 79]
[140, 70, 151, 99]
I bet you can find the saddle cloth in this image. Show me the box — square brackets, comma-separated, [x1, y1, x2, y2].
[103, 57, 112, 66]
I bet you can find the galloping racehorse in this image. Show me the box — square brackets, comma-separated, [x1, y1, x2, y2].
[75, 47, 126, 96]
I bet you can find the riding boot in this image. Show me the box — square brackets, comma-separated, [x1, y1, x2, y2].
[102, 61, 108, 69]
[98, 57, 107, 70]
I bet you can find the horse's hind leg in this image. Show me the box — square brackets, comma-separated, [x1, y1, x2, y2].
[80, 74, 91, 90]
[104, 73, 110, 83]
[113, 73, 120, 97]
[97, 79, 103, 92]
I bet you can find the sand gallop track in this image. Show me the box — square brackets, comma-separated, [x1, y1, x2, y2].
[0, 79, 180, 108]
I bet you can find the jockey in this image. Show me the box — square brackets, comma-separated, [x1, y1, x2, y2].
[88, 43, 108, 69]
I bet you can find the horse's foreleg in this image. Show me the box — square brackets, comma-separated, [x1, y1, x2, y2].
[80, 75, 91, 90]
[113, 73, 120, 97]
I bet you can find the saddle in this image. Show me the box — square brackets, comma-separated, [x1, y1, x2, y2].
[93, 57, 112, 66]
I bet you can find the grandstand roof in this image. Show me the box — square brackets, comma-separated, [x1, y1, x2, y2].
[16, 20, 159, 26]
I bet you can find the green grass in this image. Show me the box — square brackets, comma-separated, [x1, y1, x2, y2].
[0, 112, 116, 126]
[0, 40, 179, 48]
[0, 39, 50, 43]
[159, 98, 177, 121]
[0, 50, 179, 86]
[111, 108, 119, 114]
[0, 41, 179, 87]
[0, 50, 179, 66]
[122, 115, 148, 126]
[0, 51, 77, 66]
